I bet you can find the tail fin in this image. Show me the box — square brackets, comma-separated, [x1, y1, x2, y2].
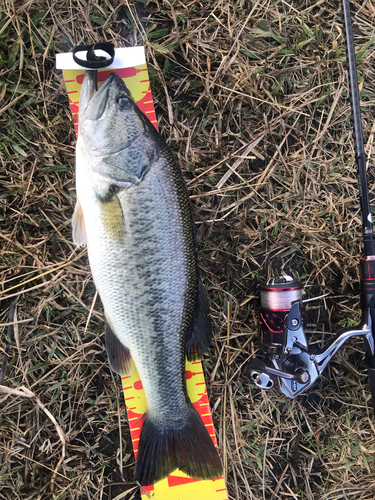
[135, 404, 222, 486]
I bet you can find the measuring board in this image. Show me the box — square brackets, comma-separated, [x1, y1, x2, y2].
[60, 69, 157, 136]
[123, 359, 227, 499]
[58, 46, 228, 499]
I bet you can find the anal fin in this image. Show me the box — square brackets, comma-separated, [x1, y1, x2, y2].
[72, 199, 87, 247]
[186, 281, 212, 361]
[105, 322, 132, 375]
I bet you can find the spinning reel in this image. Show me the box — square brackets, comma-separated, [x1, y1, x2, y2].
[247, 274, 375, 398]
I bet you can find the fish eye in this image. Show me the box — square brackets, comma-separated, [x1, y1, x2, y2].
[118, 97, 131, 110]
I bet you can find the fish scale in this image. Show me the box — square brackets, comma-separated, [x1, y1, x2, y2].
[74, 70, 222, 485]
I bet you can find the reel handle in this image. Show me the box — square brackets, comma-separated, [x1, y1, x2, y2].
[247, 357, 310, 390]
[247, 358, 275, 390]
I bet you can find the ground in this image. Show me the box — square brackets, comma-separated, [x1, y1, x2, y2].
[1, 0, 375, 499]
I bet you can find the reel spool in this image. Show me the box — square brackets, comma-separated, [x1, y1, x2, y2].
[258, 275, 304, 355]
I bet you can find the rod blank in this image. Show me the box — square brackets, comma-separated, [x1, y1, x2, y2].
[342, 0, 374, 254]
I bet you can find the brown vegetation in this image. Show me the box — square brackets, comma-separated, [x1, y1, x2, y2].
[1, 0, 375, 498]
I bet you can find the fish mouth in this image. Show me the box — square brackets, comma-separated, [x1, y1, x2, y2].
[84, 72, 128, 121]
[82, 71, 136, 158]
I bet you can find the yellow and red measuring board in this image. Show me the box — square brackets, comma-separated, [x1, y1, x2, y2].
[61, 64, 157, 136]
[122, 359, 227, 499]
[60, 48, 228, 499]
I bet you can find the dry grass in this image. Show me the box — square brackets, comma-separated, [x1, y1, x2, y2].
[1, 0, 375, 498]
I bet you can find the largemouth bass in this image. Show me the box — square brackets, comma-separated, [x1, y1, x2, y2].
[73, 70, 222, 485]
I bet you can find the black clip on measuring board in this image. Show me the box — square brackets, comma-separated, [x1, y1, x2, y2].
[247, 0, 375, 412]
[72, 42, 115, 69]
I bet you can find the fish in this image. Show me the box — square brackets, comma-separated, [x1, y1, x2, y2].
[72, 69, 222, 486]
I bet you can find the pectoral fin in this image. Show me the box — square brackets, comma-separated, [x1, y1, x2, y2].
[99, 192, 125, 242]
[105, 322, 132, 375]
[185, 282, 212, 361]
[72, 200, 87, 247]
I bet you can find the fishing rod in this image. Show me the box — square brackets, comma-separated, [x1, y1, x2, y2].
[247, 0, 375, 405]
